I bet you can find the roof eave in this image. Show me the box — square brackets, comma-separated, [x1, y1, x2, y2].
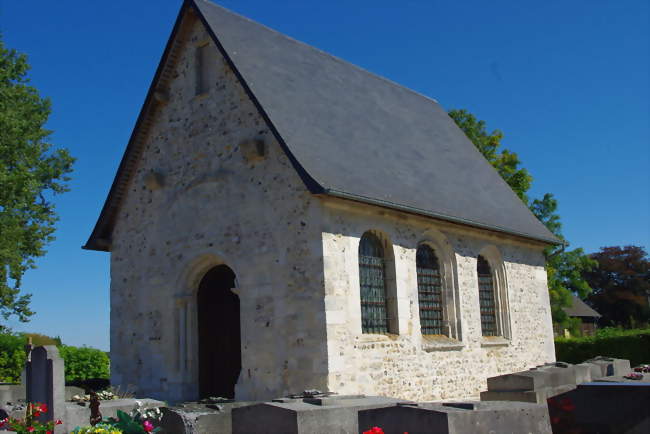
[323, 188, 562, 246]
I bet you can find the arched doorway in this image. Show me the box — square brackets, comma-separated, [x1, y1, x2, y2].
[197, 265, 241, 399]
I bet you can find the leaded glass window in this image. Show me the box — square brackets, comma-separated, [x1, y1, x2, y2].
[359, 232, 389, 334]
[477, 255, 498, 336]
[417, 245, 444, 335]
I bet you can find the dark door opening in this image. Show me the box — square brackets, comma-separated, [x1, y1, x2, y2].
[197, 265, 241, 399]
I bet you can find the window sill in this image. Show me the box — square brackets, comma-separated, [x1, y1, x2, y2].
[480, 336, 510, 347]
[355, 333, 399, 344]
[422, 335, 464, 352]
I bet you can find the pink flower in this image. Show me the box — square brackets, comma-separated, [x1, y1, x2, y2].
[143, 420, 154, 432]
[27, 427, 35, 433]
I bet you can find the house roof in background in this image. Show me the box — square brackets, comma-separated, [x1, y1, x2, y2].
[84, 0, 560, 251]
[563, 295, 601, 318]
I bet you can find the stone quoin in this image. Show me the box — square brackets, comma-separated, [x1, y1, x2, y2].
[84, 0, 559, 403]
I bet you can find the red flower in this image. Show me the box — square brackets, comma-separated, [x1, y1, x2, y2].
[363, 428, 385, 434]
[27, 427, 35, 432]
[46, 431, 52, 434]
[143, 420, 154, 432]
[32, 411, 41, 417]
[55, 419, 63, 425]
[39, 403, 48, 413]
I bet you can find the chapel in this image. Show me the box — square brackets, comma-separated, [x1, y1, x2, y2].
[85, 0, 559, 403]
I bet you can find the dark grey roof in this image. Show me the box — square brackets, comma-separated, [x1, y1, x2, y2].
[84, 0, 559, 251]
[194, 0, 558, 243]
[563, 295, 601, 318]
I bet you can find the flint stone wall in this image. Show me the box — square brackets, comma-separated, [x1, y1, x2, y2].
[110, 14, 328, 403]
[109, 13, 555, 404]
[321, 199, 555, 401]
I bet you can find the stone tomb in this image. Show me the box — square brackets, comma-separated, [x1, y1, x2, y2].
[358, 401, 551, 434]
[548, 378, 650, 433]
[159, 394, 555, 434]
[480, 358, 631, 403]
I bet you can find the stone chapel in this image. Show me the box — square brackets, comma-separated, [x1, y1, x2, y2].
[85, 0, 559, 403]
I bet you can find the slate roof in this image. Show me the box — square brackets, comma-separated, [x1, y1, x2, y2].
[563, 295, 601, 318]
[84, 0, 560, 251]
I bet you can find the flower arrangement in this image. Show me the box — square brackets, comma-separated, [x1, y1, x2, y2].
[0, 403, 62, 433]
[101, 410, 159, 434]
[71, 423, 123, 434]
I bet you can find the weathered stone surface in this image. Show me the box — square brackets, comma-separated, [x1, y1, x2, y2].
[480, 384, 576, 404]
[160, 401, 255, 434]
[232, 396, 402, 434]
[359, 401, 552, 434]
[0, 383, 25, 406]
[109, 13, 329, 403]
[108, 8, 556, 404]
[486, 364, 580, 393]
[585, 356, 631, 377]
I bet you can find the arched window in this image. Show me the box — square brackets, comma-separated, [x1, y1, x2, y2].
[416, 245, 444, 335]
[359, 232, 389, 334]
[477, 255, 498, 336]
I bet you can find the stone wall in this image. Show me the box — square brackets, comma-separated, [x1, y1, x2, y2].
[321, 198, 555, 401]
[109, 14, 328, 402]
[108, 9, 555, 405]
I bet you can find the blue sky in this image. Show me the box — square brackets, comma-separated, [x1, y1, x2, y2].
[1, 0, 648, 350]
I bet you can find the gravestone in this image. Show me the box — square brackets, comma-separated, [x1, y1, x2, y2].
[25, 346, 64, 429]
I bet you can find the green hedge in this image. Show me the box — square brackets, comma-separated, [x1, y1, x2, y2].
[0, 333, 26, 382]
[555, 327, 650, 367]
[58, 345, 110, 382]
[0, 332, 109, 383]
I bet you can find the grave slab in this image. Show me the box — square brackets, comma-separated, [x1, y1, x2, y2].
[232, 396, 403, 434]
[358, 401, 552, 434]
[548, 380, 650, 433]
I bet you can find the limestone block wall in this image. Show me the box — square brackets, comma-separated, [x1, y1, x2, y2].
[109, 15, 327, 403]
[321, 199, 555, 402]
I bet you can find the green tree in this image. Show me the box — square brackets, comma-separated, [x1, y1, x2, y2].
[0, 36, 74, 327]
[449, 109, 595, 329]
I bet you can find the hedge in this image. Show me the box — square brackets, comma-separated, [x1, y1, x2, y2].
[555, 327, 650, 367]
[0, 332, 109, 383]
[58, 345, 110, 382]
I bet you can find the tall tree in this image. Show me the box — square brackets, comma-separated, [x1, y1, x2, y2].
[0, 36, 74, 327]
[585, 246, 650, 328]
[448, 109, 595, 329]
